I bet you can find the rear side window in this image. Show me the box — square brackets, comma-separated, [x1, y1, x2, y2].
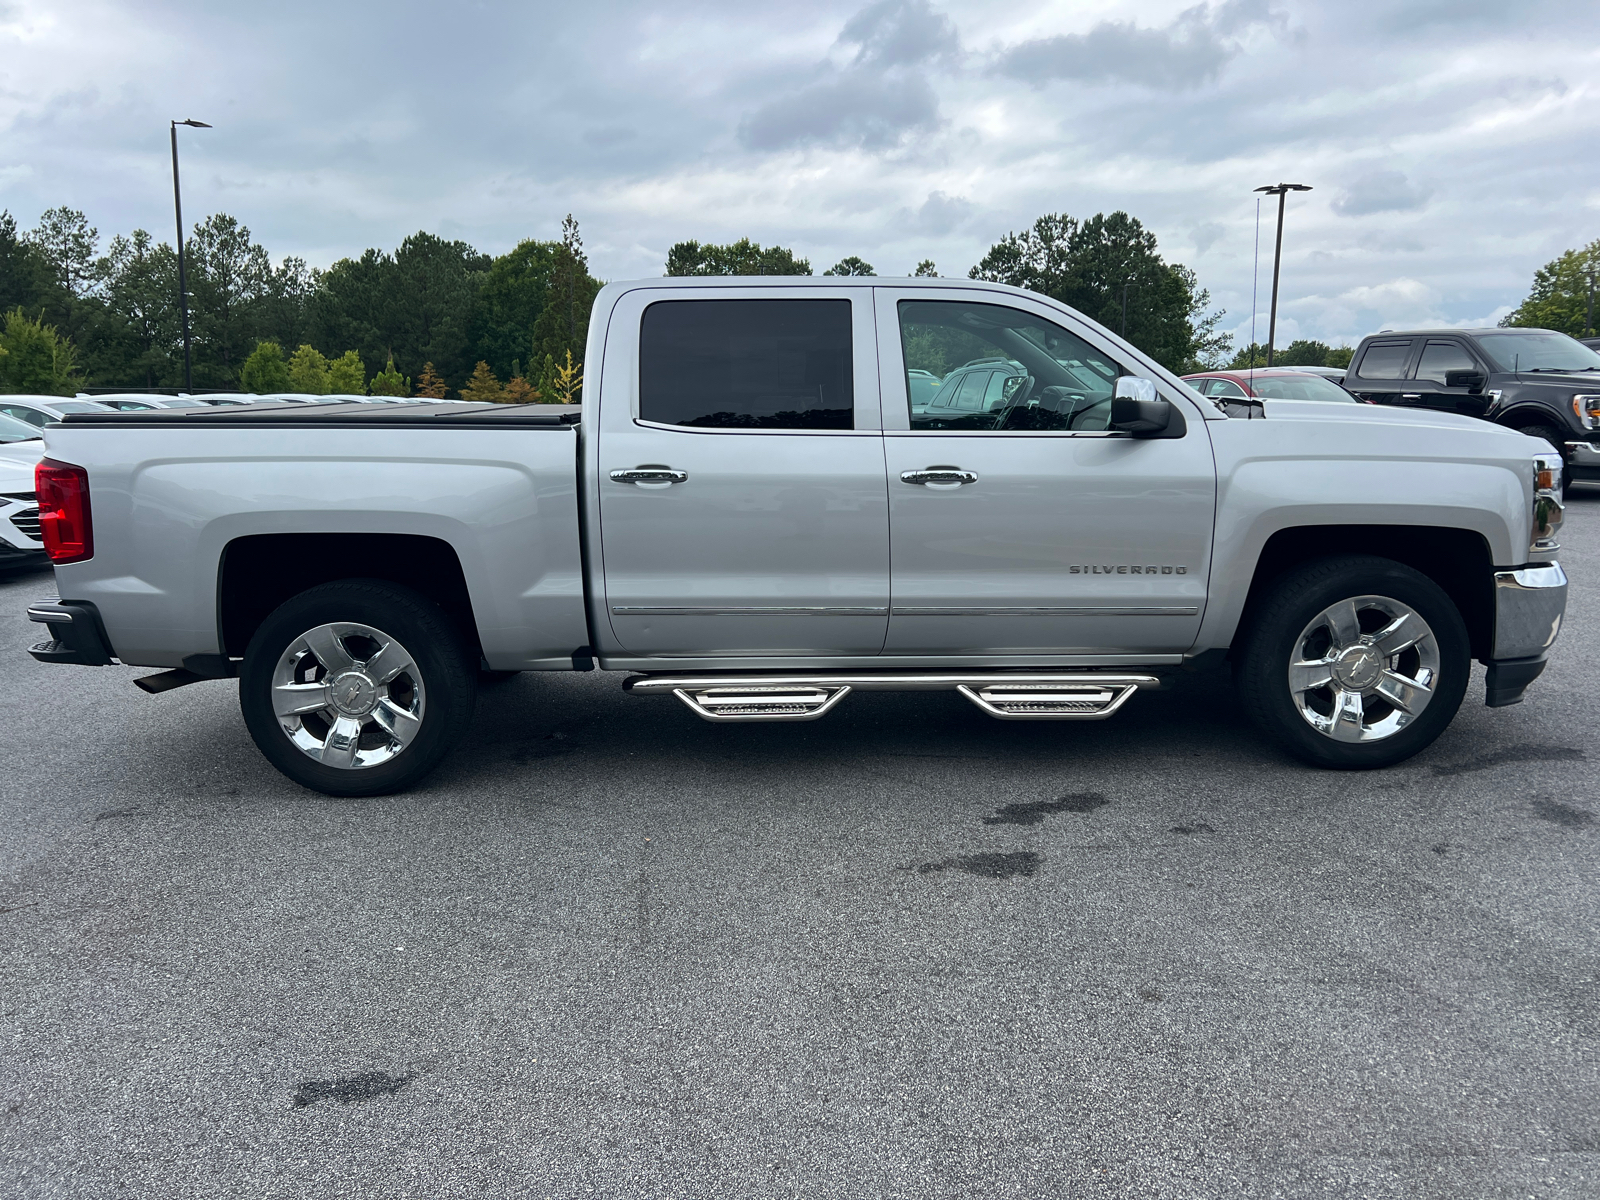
[1354, 340, 1414, 379]
[639, 299, 854, 429]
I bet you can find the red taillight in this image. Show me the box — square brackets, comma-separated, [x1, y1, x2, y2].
[35, 458, 93, 563]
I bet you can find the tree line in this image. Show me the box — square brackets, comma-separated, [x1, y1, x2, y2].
[2, 203, 1248, 398]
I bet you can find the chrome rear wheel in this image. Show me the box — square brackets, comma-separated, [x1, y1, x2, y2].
[272, 622, 426, 769]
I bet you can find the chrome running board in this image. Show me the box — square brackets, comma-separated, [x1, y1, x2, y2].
[624, 672, 1161, 723]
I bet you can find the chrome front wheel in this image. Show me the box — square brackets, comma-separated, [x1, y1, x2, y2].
[272, 622, 426, 769]
[1287, 595, 1440, 743]
[1236, 555, 1469, 770]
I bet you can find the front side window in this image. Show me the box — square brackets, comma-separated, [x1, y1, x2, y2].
[899, 300, 1123, 431]
[1354, 340, 1414, 380]
[1414, 341, 1477, 384]
[1212, 379, 1250, 399]
[639, 299, 854, 430]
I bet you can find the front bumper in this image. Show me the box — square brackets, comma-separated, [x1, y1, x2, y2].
[26, 598, 116, 666]
[1567, 440, 1600, 480]
[1485, 562, 1566, 707]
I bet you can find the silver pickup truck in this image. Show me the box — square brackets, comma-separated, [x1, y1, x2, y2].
[25, 277, 1569, 795]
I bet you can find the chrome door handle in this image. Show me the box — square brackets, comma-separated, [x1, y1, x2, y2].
[900, 468, 978, 486]
[610, 467, 688, 485]
[1401, 394, 1421, 401]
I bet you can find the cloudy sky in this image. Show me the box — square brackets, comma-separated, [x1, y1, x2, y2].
[4, 0, 1599, 348]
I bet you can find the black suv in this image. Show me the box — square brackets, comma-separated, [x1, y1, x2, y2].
[1345, 327, 1600, 485]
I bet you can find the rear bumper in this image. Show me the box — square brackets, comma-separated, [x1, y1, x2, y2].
[26, 598, 116, 666]
[1485, 562, 1566, 707]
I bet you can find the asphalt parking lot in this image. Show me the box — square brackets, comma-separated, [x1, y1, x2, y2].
[2, 494, 1597, 1200]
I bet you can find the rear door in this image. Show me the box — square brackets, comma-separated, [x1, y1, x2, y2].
[876, 287, 1215, 657]
[596, 286, 890, 658]
[1348, 338, 1418, 405]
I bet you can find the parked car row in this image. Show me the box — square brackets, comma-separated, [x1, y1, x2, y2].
[0, 411, 46, 568]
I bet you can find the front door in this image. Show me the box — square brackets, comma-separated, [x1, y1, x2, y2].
[597, 287, 889, 658]
[877, 289, 1215, 657]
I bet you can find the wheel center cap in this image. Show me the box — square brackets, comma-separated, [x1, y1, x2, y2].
[1332, 644, 1383, 690]
[329, 670, 378, 716]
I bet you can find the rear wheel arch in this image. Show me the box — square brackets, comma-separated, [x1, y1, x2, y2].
[218, 533, 482, 662]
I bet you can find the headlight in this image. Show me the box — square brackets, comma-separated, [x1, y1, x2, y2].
[1531, 452, 1563, 553]
[1573, 394, 1600, 430]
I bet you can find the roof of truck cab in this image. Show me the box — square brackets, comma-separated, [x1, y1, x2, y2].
[55, 401, 581, 428]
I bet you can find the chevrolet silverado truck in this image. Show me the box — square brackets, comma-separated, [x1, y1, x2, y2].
[24, 277, 1569, 795]
[1345, 326, 1600, 489]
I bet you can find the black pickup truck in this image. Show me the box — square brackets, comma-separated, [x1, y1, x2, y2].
[1345, 327, 1600, 487]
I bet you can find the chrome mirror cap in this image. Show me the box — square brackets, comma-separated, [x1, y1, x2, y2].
[1113, 376, 1158, 403]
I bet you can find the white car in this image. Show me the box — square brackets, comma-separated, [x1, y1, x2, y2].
[0, 411, 45, 568]
[0, 395, 115, 428]
[85, 394, 213, 411]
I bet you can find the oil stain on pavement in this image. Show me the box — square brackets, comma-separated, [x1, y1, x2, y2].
[983, 794, 1108, 826]
[1431, 745, 1585, 776]
[1532, 799, 1595, 828]
[910, 851, 1043, 879]
[292, 1071, 417, 1110]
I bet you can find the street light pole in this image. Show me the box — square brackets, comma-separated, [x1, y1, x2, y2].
[170, 118, 211, 393]
[1253, 182, 1311, 367]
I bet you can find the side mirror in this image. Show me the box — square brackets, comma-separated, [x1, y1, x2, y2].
[1445, 369, 1485, 392]
[1110, 377, 1172, 435]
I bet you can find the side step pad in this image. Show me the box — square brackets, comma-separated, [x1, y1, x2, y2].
[626, 672, 1161, 723]
[672, 684, 852, 722]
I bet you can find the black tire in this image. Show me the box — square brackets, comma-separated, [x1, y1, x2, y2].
[1235, 555, 1470, 769]
[240, 580, 477, 796]
[1515, 423, 1569, 496]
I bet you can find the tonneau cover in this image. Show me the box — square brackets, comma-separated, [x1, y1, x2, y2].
[57, 401, 581, 428]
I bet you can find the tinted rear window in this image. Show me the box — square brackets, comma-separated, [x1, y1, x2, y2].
[639, 299, 853, 429]
[1354, 340, 1413, 379]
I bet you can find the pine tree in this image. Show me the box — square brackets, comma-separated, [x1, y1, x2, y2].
[0, 307, 80, 395]
[413, 361, 448, 398]
[459, 360, 504, 403]
[913, 260, 938, 277]
[369, 355, 409, 396]
[502, 375, 540, 402]
[549, 349, 583, 405]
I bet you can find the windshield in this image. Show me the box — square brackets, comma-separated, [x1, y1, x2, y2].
[1249, 374, 1355, 402]
[160, 397, 208, 408]
[1477, 331, 1600, 373]
[50, 400, 110, 412]
[0, 412, 42, 442]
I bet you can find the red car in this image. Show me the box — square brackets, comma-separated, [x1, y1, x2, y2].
[1181, 368, 1358, 403]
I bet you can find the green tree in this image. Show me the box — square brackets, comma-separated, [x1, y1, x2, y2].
[1277, 339, 1334, 366]
[0, 307, 80, 395]
[326, 349, 366, 394]
[530, 216, 600, 396]
[824, 256, 875, 276]
[665, 238, 811, 276]
[473, 238, 560, 382]
[240, 340, 291, 393]
[1502, 239, 1600, 336]
[287, 343, 330, 393]
[459, 360, 504, 402]
[913, 259, 938, 277]
[1225, 342, 1272, 370]
[95, 229, 179, 388]
[369, 355, 409, 396]
[1325, 346, 1353, 369]
[970, 210, 1229, 372]
[186, 214, 273, 385]
[0, 211, 49, 314]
